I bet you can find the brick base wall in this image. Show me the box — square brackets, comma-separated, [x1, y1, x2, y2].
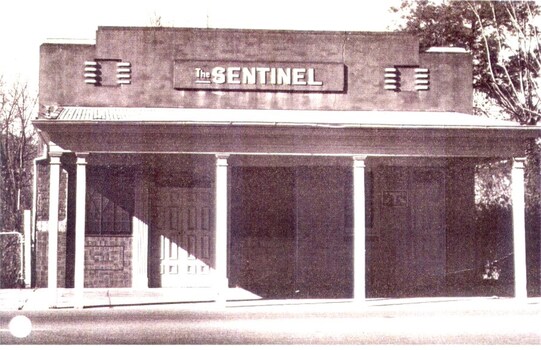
[34, 229, 68, 288]
[85, 236, 132, 288]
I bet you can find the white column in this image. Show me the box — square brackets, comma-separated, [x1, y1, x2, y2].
[512, 157, 528, 300]
[48, 152, 62, 307]
[132, 175, 149, 288]
[74, 153, 88, 308]
[215, 154, 229, 304]
[353, 156, 367, 302]
[23, 210, 32, 287]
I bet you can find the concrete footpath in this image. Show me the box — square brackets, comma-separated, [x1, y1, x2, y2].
[1, 287, 540, 312]
[0, 287, 261, 310]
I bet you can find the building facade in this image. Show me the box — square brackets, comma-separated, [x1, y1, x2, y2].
[33, 27, 540, 306]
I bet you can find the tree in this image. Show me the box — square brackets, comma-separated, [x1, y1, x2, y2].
[0, 78, 38, 287]
[149, 12, 165, 27]
[391, 1, 541, 294]
[391, 1, 540, 210]
[391, 0, 541, 125]
[0, 78, 38, 231]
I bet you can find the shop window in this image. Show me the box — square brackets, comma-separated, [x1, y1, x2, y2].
[86, 167, 134, 235]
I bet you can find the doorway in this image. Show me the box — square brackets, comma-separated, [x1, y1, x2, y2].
[230, 166, 353, 299]
[150, 187, 214, 288]
[230, 167, 297, 298]
[377, 166, 447, 296]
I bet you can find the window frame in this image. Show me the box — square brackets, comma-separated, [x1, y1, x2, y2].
[85, 166, 135, 236]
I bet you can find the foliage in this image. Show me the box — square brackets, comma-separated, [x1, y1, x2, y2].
[474, 155, 539, 211]
[475, 159, 511, 209]
[391, 0, 541, 125]
[392, 0, 541, 214]
[149, 12, 164, 27]
[0, 78, 38, 232]
[0, 235, 22, 288]
[0, 78, 36, 287]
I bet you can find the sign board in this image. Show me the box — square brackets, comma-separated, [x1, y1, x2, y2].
[174, 60, 346, 92]
[383, 191, 408, 207]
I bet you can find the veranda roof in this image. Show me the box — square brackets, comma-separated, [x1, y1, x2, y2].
[33, 107, 540, 158]
[38, 106, 537, 131]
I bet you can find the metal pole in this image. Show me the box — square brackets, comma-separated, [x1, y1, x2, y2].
[24, 210, 32, 287]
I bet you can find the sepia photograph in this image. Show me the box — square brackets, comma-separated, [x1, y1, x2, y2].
[0, 0, 540, 345]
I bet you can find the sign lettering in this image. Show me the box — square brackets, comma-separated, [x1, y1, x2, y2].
[174, 60, 345, 92]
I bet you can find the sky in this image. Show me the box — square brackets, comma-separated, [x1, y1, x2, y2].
[0, 0, 404, 91]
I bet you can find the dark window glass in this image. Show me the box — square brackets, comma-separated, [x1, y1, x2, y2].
[86, 167, 134, 235]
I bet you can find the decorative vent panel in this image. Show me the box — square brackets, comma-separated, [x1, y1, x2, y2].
[384, 66, 430, 92]
[414, 68, 430, 91]
[384, 67, 399, 91]
[84, 60, 132, 86]
[116, 62, 132, 85]
[84, 61, 99, 85]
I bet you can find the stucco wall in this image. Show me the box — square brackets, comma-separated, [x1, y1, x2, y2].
[420, 52, 473, 115]
[39, 44, 96, 110]
[39, 27, 472, 114]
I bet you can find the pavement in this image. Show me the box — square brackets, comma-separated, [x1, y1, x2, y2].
[1, 287, 541, 311]
[0, 287, 262, 310]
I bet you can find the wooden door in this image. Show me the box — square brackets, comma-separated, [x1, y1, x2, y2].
[407, 169, 446, 291]
[151, 188, 213, 288]
[229, 167, 296, 298]
[378, 166, 446, 296]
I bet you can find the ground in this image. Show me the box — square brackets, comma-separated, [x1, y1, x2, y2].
[0, 293, 540, 345]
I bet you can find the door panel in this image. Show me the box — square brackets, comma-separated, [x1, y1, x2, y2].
[151, 188, 213, 287]
[230, 167, 296, 298]
[377, 166, 446, 296]
[406, 169, 446, 292]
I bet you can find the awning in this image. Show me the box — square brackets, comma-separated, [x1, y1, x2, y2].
[36, 107, 541, 131]
[33, 107, 540, 158]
